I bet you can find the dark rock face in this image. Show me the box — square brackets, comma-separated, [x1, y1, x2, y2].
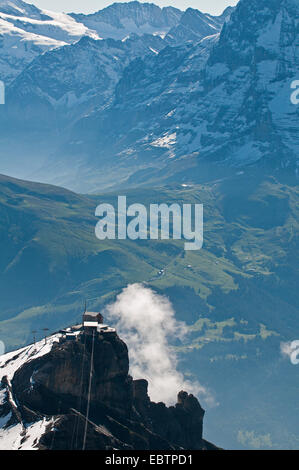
[8, 332, 216, 450]
[133, 381, 207, 450]
[13, 334, 132, 417]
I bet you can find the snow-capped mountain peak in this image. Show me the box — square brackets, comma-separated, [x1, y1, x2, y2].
[0, 0, 101, 83]
[71, 1, 183, 40]
[165, 7, 229, 45]
[0, 1, 232, 85]
[0, 0, 42, 18]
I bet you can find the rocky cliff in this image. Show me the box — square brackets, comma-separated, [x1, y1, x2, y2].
[0, 330, 217, 450]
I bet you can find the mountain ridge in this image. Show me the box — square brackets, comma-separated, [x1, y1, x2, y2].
[0, 0, 229, 85]
[71, 1, 183, 40]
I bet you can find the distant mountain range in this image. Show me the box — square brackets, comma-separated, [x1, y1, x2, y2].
[1, 0, 298, 192]
[0, 0, 229, 84]
[45, 0, 298, 192]
[0, 0, 233, 183]
[70, 1, 183, 40]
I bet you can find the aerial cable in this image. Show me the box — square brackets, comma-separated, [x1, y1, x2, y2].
[72, 331, 87, 449]
[82, 329, 95, 451]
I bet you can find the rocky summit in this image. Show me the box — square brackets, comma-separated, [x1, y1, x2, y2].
[0, 325, 217, 450]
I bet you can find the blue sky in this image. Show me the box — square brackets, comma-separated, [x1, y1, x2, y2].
[31, 0, 239, 15]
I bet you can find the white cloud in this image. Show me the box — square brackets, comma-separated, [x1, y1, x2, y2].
[104, 283, 214, 406]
